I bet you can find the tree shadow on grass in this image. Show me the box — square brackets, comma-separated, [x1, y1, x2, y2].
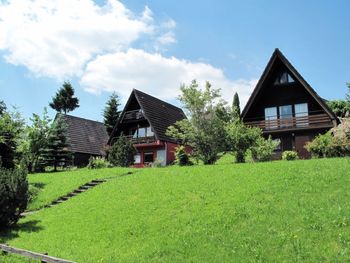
[31, 182, 46, 189]
[0, 220, 43, 243]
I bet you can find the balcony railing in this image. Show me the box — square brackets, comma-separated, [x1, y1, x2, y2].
[126, 135, 156, 144]
[123, 110, 144, 121]
[244, 112, 333, 131]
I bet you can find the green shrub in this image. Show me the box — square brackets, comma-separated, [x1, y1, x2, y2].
[175, 145, 193, 166]
[0, 168, 29, 229]
[251, 136, 278, 162]
[151, 159, 164, 168]
[305, 132, 333, 158]
[108, 136, 136, 167]
[282, 151, 299, 161]
[28, 184, 40, 202]
[87, 156, 110, 169]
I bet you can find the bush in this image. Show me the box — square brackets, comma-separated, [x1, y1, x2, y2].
[175, 146, 193, 166]
[0, 168, 29, 229]
[87, 156, 110, 169]
[251, 136, 278, 162]
[305, 132, 333, 158]
[152, 159, 164, 168]
[282, 151, 299, 161]
[108, 136, 136, 167]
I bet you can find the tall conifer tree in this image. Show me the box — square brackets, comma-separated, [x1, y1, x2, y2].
[232, 92, 241, 121]
[49, 81, 79, 114]
[103, 93, 120, 135]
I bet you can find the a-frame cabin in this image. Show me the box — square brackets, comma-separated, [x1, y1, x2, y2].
[242, 49, 338, 158]
[108, 89, 187, 167]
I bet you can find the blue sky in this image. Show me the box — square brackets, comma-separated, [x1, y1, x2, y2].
[0, 0, 349, 123]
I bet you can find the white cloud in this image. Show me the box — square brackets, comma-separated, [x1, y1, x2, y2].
[80, 49, 257, 107]
[0, 0, 154, 78]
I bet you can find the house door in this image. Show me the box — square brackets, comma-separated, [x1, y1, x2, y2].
[281, 136, 293, 152]
[295, 135, 311, 159]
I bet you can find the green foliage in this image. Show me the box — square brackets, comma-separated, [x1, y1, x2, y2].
[108, 136, 136, 167]
[49, 81, 79, 114]
[326, 100, 350, 117]
[232, 92, 241, 121]
[346, 83, 350, 102]
[282, 150, 299, 161]
[225, 121, 262, 163]
[305, 132, 333, 158]
[251, 136, 278, 162]
[0, 168, 29, 229]
[18, 108, 52, 172]
[40, 115, 72, 171]
[103, 92, 120, 136]
[151, 159, 164, 168]
[306, 119, 350, 158]
[166, 80, 228, 164]
[174, 145, 192, 166]
[87, 156, 110, 169]
[0, 100, 6, 116]
[0, 107, 25, 169]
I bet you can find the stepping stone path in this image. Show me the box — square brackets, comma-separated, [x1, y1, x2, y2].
[21, 179, 107, 217]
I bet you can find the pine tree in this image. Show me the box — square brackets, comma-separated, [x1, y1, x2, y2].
[49, 81, 79, 114]
[103, 93, 120, 135]
[40, 115, 71, 171]
[232, 92, 241, 121]
[0, 100, 6, 116]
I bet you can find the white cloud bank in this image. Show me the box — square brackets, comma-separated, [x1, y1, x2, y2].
[81, 49, 257, 105]
[0, 0, 257, 107]
[0, 0, 153, 78]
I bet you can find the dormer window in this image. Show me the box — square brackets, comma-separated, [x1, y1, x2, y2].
[274, 72, 294, 85]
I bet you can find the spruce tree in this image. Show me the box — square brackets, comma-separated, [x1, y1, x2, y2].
[103, 93, 120, 135]
[49, 81, 79, 114]
[40, 115, 71, 171]
[232, 92, 241, 121]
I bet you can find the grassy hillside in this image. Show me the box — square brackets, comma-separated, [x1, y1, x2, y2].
[27, 167, 132, 211]
[1, 158, 350, 262]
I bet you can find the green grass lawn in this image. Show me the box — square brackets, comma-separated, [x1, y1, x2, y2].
[1, 158, 350, 262]
[26, 167, 132, 211]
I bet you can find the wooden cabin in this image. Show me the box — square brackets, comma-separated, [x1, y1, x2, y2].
[108, 89, 187, 167]
[242, 49, 338, 159]
[59, 114, 109, 166]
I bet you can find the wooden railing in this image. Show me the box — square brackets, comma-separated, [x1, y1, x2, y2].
[126, 135, 156, 144]
[0, 244, 75, 263]
[244, 113, 333, 131]
[123, 110, 144, 121]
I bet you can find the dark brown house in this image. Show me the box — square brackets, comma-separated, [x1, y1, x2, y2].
[59, 114, 109, 166]
[242, 49, 338, 158]
[108, 89, 187, 167]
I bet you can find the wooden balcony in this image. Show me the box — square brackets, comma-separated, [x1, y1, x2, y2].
[244, 113, 333, 132]
[123, 110, 144, 121]
[126, 135, 156, 144]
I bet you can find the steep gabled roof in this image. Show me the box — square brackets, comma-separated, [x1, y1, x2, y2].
[241, 48, 337, 122]
[59, 114, 109, 155]
[108, 89, 186, 143]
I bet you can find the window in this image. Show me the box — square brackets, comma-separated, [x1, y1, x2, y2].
[138, 127, 146, 138]
[265, 107, 277, 129]
[295, 103, 308, 127]
[143, 152, 154, 163]
[275, 72, 295, 85]
[134, 154, 141, 164]
[146, 127, 154, 137]
[279, 105, 293, 127]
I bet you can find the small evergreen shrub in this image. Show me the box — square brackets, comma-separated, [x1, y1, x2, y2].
[108, 136, 136, 167]
[0, 168, 29, 229]
[175, 146, 192, 166]
[87, 157, 110, 169]
[251, 136, 278, 162]
[282, 151, 299, 161]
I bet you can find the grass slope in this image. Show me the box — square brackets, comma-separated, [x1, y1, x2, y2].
[27, 167, 132, 211]
[1, 158, 350, 262]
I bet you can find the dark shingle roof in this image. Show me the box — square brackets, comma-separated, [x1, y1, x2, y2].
[109, 89, 187, 143]
[133, 89, 187, 142]
[59, 114, 108, 155]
